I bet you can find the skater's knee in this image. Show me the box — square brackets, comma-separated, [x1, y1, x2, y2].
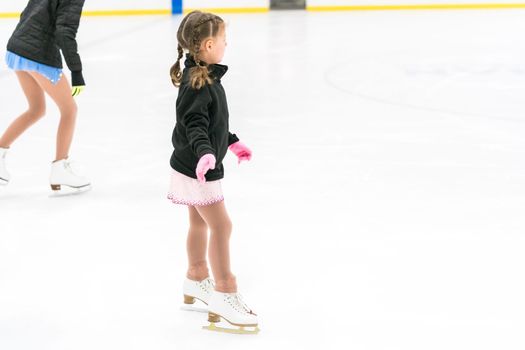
[222, 218, 233, 233]
[59, 101, 77, 119]
[226, 220, 233, 236]
[189, 218, 207, 233]
[211, 219, 232, 237]
[222, 216, 233, 232]
[27, 104, 46, 120]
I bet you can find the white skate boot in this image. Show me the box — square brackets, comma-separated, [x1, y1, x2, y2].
[204, 291, 259, 334]
[181, 277, 215, 313]
[0, 148, 10, 186]
[49, 159, 91, 194]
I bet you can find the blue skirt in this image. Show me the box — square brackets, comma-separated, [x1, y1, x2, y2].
[5, 51, 63, 85]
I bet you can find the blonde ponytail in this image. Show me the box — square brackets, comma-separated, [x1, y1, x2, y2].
[189, 62, 212, 90]
[170, 44, 184, 87]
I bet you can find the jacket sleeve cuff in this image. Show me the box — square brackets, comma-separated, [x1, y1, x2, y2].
[228, 133, 240, 146]
[71, 71, 85, 86]
[197, 147, 216, 159]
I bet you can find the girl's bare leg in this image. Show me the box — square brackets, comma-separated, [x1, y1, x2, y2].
[0, 71, 46, 148]
[186, 205, 210, 281]
[28, 72, 77, 161]
[194, 201, 237, 293]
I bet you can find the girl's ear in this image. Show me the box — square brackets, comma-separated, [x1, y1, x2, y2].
[204, 38, 213, 52]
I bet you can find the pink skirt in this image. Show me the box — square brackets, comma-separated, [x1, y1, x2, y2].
[167, 170, 224, 207]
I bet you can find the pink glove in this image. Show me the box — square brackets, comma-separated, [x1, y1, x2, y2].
[229, 141, 252, 164]
[196, 154, 216, 183]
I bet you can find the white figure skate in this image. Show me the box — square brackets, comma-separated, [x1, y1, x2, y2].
[49, 159, 91, 195]
[203, 291, 259, 334]
[180, 277, 215, 313]
[0, 148, 10, 186]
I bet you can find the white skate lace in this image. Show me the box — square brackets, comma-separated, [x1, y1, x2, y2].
[64, 160, 77, 174]
[201, 278, 215, 292]
[227, 293, 256, 316]
[64, 160, 86, 177]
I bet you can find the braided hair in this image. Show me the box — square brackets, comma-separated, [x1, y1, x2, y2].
[170, 11, 225, 89]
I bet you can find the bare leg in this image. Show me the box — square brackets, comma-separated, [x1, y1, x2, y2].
[194, 201, 237, 293]
[28, 72, 77, 161]
[0, 71, 46, 148]
[186, 205, 210, 281]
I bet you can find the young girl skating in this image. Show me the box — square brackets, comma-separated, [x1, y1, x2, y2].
[168, 11, 258, 334]
[0, 0, 90, 193]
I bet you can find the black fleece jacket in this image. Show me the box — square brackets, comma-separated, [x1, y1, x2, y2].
[170, 55, 239, 181]
[6, 0, 85, 86]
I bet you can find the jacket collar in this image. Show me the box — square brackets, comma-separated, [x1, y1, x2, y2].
[184, 54, 228, 81]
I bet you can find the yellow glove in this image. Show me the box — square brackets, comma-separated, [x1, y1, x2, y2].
[71, 71, 85, 97]
[72, 85, 84, 97]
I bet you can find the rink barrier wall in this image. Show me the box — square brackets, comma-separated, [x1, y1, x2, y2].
[0, 8, 268, 18]
[0, 9, 171, 18]
[81, 9, 171, 16]
[182, 7, 269, 13]
[1, 3, 525, 17]
[307, 3, 525, 11]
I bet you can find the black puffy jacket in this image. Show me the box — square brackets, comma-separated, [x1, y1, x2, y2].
[170, 55, 240, 181]
[6, 0, 85, 86]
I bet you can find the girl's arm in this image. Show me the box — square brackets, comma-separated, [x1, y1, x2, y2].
[228, 132, 239, 145]
[180, 88, 216, 158]
[228, 130, 251, 164]
[55, 0, 86, 87]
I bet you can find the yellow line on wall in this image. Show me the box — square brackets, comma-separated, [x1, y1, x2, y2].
[0, 8, 268, 18]
[0, 12, 19, 18]
[307, 3, 525, 11]
[0, 9, 171, 18]
[82, 9, 170, 16]
[2, 4, 525, 18]
[183, 7, 269, 14]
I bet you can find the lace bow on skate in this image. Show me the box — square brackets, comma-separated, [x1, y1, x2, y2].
[227, 293, 257, 316]
[64, 160, 84, 176]
[200, 278, 215, 292]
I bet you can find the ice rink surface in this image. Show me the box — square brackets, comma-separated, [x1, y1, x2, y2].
[1, 9, 524, 350]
